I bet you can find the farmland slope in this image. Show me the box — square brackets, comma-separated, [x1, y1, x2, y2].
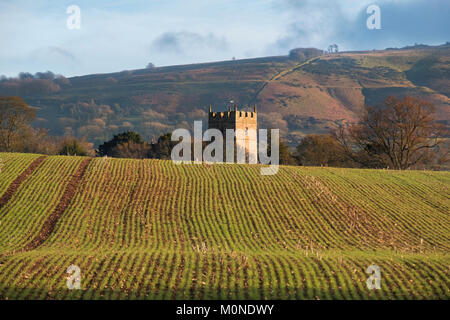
[0, 153, 449, 299]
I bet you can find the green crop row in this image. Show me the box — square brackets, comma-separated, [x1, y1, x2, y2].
[0, 154, 448, 299]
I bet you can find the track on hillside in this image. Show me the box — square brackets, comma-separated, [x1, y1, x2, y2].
[248, 56, 321, 105]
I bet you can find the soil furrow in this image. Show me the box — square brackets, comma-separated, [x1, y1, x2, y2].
[0, 156, 46, 211]
[22, 158, 92, 251]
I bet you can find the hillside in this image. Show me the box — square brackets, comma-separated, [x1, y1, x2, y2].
[1, 45, 449, 146]
[0, 153, 449, 299]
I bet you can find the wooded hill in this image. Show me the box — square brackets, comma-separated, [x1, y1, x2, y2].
[1, 44, 449, 146]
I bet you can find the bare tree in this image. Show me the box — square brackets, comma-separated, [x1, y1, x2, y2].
[0, 96, 36, 152]
[295, 134, 353, 167]
[335, 95, 446, 169]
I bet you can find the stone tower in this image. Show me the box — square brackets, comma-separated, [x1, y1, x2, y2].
[208, 104, 258, 163]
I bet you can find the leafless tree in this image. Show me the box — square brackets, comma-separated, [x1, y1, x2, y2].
[334, 95, 447, 169]
[0, 96, 36, 152]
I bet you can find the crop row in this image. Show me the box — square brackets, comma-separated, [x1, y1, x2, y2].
[34, 158, 449, 254]
[0, 153, 42, 197]
[0, 156, 86, 252]
[0, 249, 448, 300]
[0, 155, 448, 299]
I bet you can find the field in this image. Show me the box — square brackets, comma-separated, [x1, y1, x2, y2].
[0, 153, 449, 300]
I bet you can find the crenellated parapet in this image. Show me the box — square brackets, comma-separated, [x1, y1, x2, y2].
[207, 103, 258, 163]
[208, 104, 257, 120]
[209, 111, 233, 120]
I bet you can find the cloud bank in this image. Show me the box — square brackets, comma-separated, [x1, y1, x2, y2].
[0, 0, 448, 77]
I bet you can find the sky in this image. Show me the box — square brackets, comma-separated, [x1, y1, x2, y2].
[0, 0, 448, 77]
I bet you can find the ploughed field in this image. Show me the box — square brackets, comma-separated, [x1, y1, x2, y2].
[0, 153, 448, 299]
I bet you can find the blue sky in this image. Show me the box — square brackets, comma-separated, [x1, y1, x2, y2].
[0, 0, 448, 77]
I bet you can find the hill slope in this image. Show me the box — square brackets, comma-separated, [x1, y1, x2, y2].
[1, 45, 449, 146]
[0, 153, 448, 299]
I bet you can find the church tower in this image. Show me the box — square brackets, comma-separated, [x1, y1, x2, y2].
[208, 104, 258, 163]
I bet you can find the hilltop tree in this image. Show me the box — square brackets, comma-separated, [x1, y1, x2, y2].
[335, 95, 446, 169]
[97, 131, 144, 157]
[110, 141, 151, 159]
[59, 137, 92, 156]
[278, 140, 298, 165]
[149, 133, 177, 160]
[289, 48, 323, 60]
[264, 130, 298, 165]
[295, 134, 351, 167]
[0, 96, 36, 152]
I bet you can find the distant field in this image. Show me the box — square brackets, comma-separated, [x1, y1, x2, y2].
[0, 153, 449, 299]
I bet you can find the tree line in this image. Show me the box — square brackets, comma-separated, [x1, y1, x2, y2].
[0, 95, 176, 159]
[0, 96, 93, 156]
[1, 95, 448, 170]
[293, 96, 448, 170]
